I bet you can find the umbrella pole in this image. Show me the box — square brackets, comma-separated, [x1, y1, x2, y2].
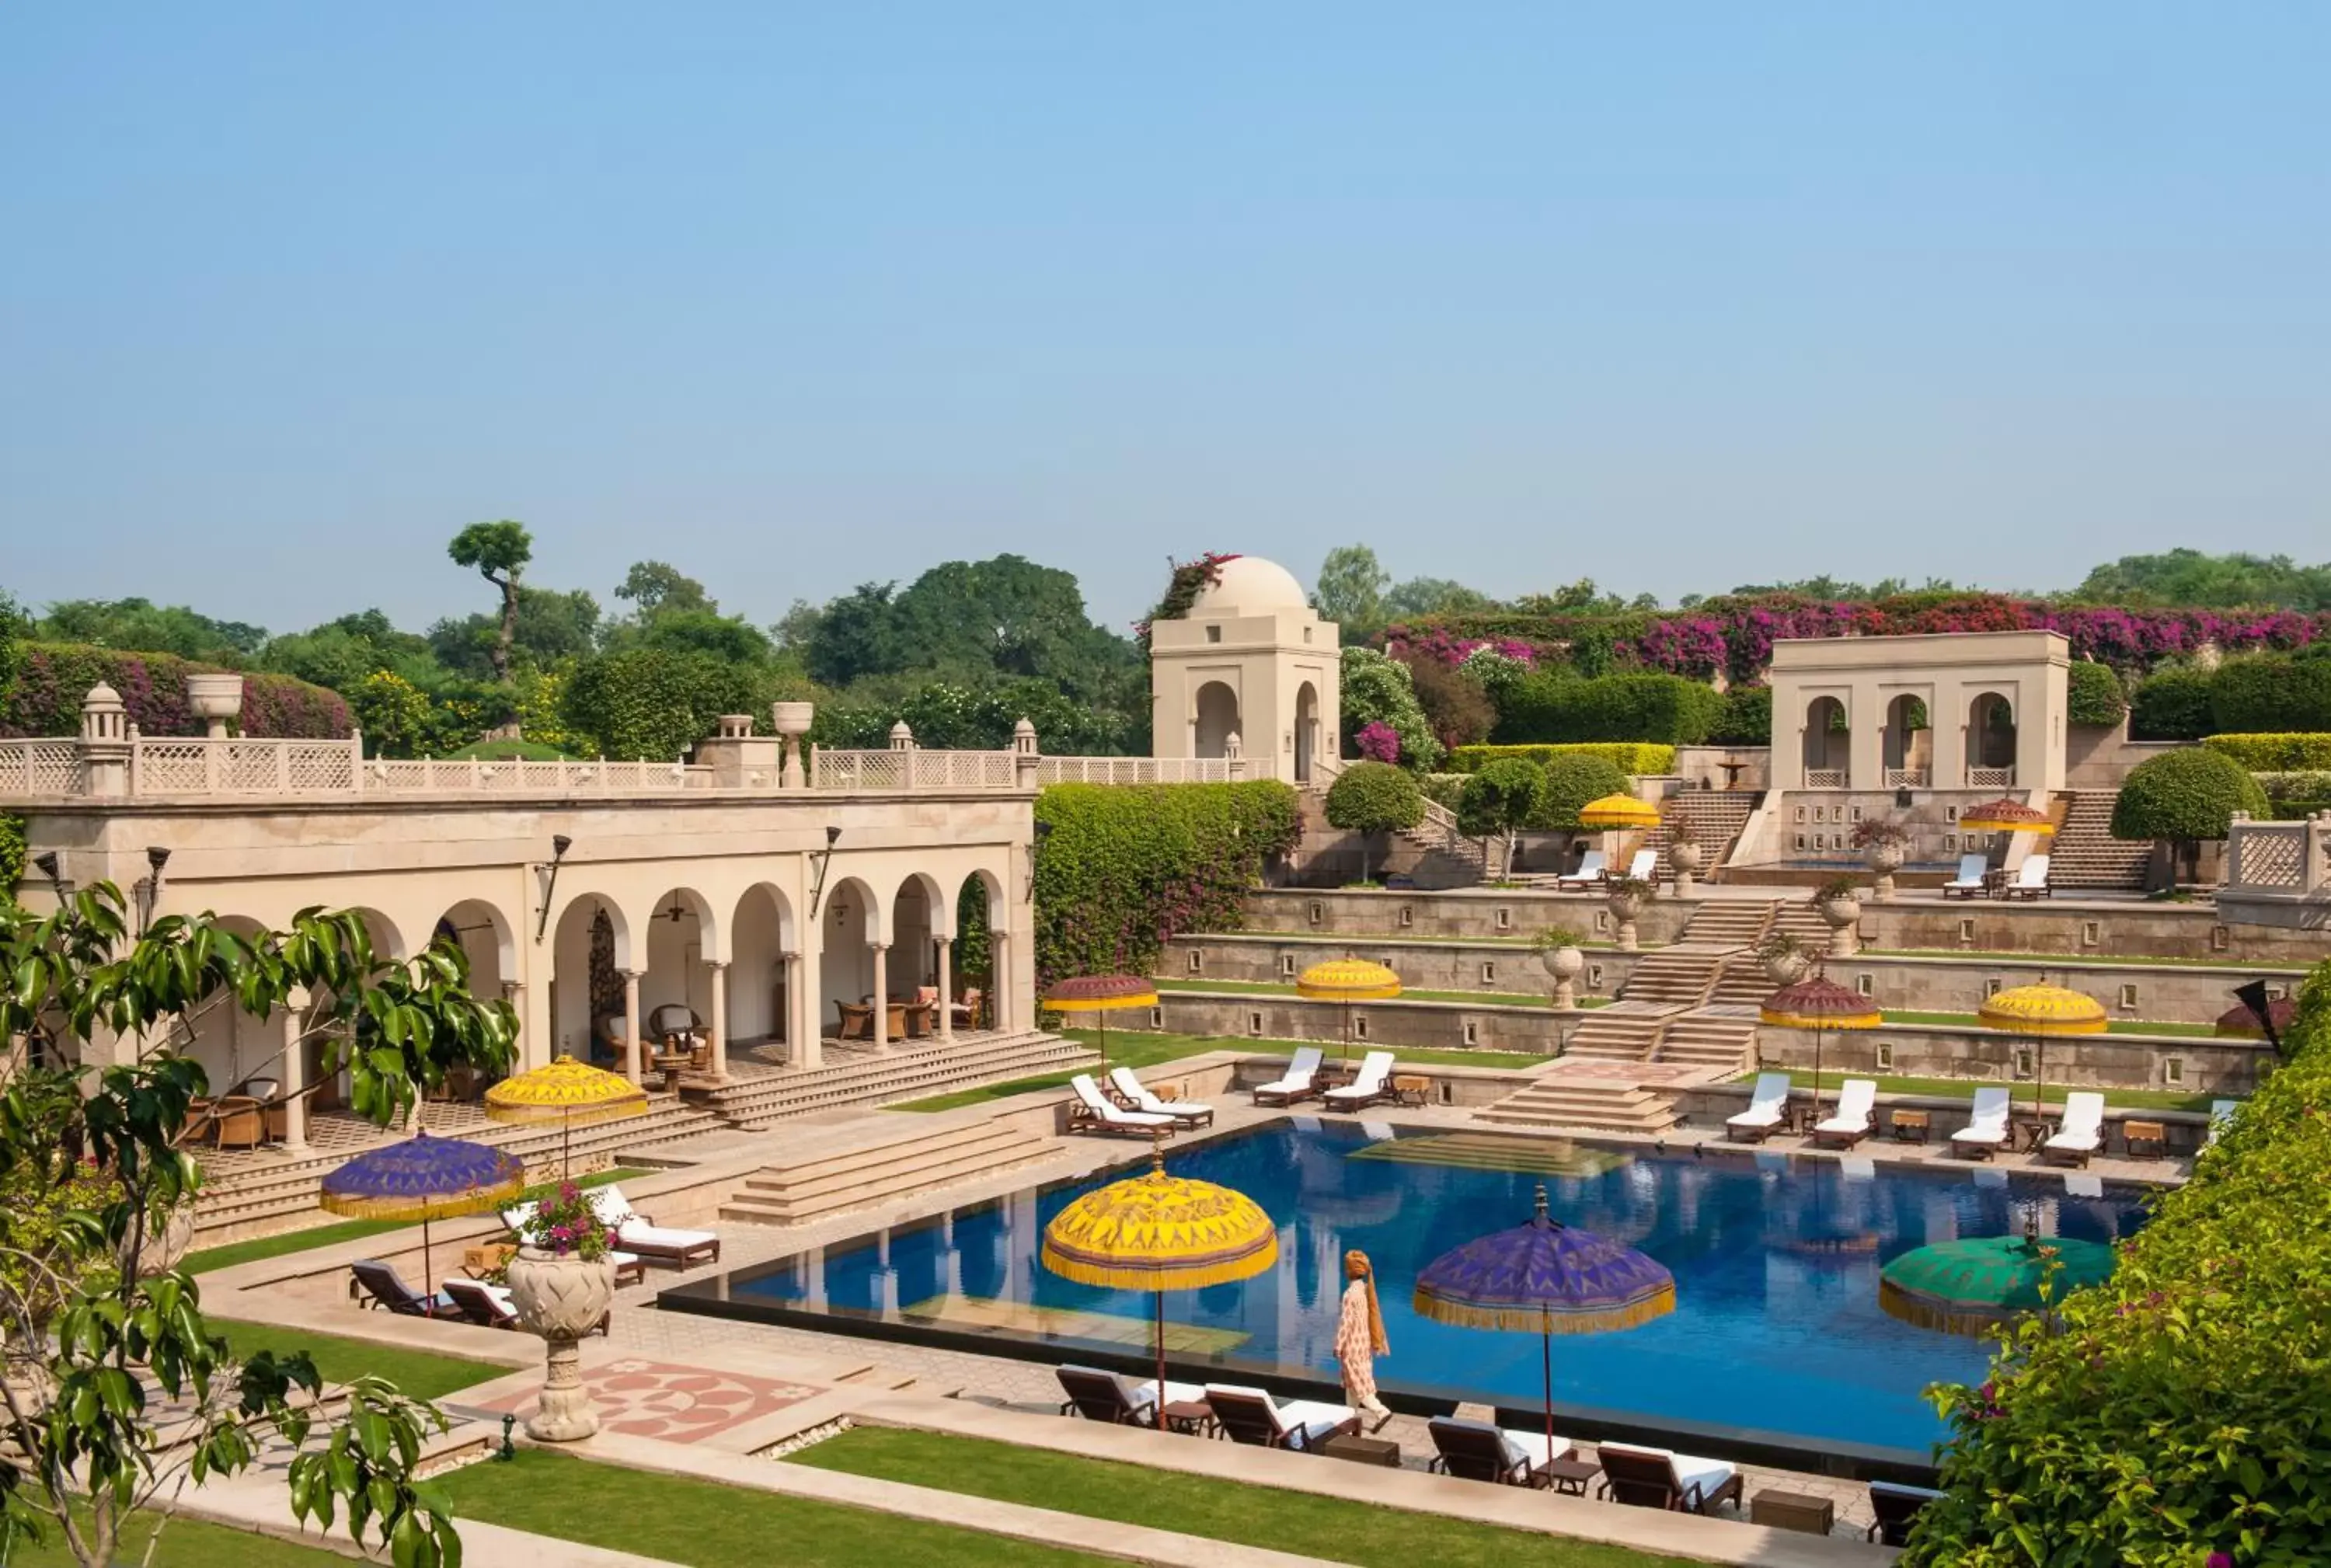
[1155, 1288, 1169, 1434]
[1099, 1009, 1109, 1071]
[563, 1110, 573, 1183]
[1540, 1305, 1554, 1456]
[423, 1217, 432, 1304]
[2034, 1035, 2044, 1121]
[1811, 1022, 1824, 1128]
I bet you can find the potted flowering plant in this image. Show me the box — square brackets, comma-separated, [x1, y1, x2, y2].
[1811, 874, 1865, 956]
[1532, 925, 1587, 1009]
[1755, 930, 1811, 985]
[1665, 816, 1704, 894]
[1851, 814, 1915, 897]
[502, 1182, 620, 1441]
[1604, 875, 1651, 952]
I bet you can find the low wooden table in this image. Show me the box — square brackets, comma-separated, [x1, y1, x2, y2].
[1159, 1400, 1218, 1437]
[1542, 1456, 1601, 1497]
[1751, 1488, 1836, 1535]
[462, 1242, 516, 1277]
[2123, 1118, 2168, 1158]
[1888, 1107, 1930, 1144]
[651, 1048, 695, 1091]
[1391, 1074, 1430, 1108]
[1320, 1433, 1400, 1467]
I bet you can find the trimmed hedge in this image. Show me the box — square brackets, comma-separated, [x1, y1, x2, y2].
[1031, 782, 1299, 988]
[1322, 761, 1423, 837]
[2210, 653, 2331, 734]
[1528, 753, 1630, 831]
[2204, 733, 2331, 772]
[1492, 671, 1723, 747]
[1446, 742, 1674, 775]
[1455, 758, 1542, 841]
[2110, 747, 2270, 841]
[1, 643, 349, 739]
[2067, 660, 2128, 727]
[1904, 960, 2331, 1565]
[2130, 667, 2216, 742]
[1706, 684, 1772, 746]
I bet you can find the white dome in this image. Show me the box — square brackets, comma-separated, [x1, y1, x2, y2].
[1190, 556, 1311, 615]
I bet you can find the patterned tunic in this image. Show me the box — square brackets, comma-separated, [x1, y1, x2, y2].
[1333, 1279, 1385, 1412]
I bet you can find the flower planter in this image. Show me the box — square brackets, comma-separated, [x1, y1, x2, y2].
[1817, 894, 1863, 958]
[1761, 950, 1812, 986]
[504, 1249, 616, 1441]
[184, 672, 244, 739]
[1605, 894, 1642, 953]
[1864, 842, 1905, 900]
[1538, 943, 1584, 1010]
[1667, 840, 1703, 897]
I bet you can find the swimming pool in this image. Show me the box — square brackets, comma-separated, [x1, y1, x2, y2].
[663, 1120, 2148, 1458]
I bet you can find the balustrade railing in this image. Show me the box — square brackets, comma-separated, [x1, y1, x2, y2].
[1803, 768, 1848, 789]
[1966, 766, 2016, 789]
[1883, 767, 1929, 789]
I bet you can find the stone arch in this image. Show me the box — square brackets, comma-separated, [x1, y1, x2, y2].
[817, 876, 881, 1037]
[1882, 694, 1929, 776]
[1194, 681, 1241, 759]
[1801, 697, 1849, 780]
[1968, 692, 2016, 771]
[433, 897, 516, 998]
[343, 907, 407, 962]
[730, 883, 797, 1044]
[183, 914, 272, 1096]
[1294, 681, 1319, 783]
[641, 886, 720, 1040]
[550, 894, 631, 1064]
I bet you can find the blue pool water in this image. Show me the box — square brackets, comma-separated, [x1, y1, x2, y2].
[688, 1121, 2148, 1455]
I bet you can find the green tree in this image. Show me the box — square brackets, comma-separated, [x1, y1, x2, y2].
[0, 589, 27, 707]
[2209, 652, 2331, 733]
[1528, 752, 1630, 831]
[2065, 660, 2127, 727]
[1405, 654, 1495, 751]
[2111, 747, 2270, 884]
[614, 560, 715, 620]
[427, 586, 601, 682]
[560, 646, 766, 759]
[1322, 761, 1423, 883]
[36, 599, 267, 663]
[0, 890, 511, 1566]
[1383, 576, 1496, 620]
[1312, 545, 1391, 639]
[2075, 547, 2331, 609]
[1339, 647, 1443, 771]
[2128, 665, 2217, 741]
[445, 520, 533, 683]
[1455, 758, 1542, 875]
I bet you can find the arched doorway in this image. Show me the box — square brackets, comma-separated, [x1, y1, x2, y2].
[1968, 693, 2016, 783]
[891, 873, 946, 1039]
[954, 873, 1000, 1033]
[1294, 681, 1319, 783]
[1194, 681, 1241, 759]
[731, 884, 796, 1053]
[549, 895, 631, 1068]
[1802, 697, 1849, 786]
[1882, 695, 1930, 786]
[642, 887, 718, 1059]
[817, 876, 878, 1044]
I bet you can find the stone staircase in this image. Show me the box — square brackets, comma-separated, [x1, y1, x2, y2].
[1708, 956, 1781, 1008]
[697, 1030, 1098, 1128]
[1677, 901, 1775, 946]
[190, 1094, 724, 1244]
[1655, 1013, 1758, 1074]
[720, 1117, 1057, 1227]
[1559, 1009, 1670, 1061]
[1615, 947, 1726, 1008]
[2047, 790, 2152, 890]
[1479, 1075, 1681, 1134]
[1645, 792, 1761, 877]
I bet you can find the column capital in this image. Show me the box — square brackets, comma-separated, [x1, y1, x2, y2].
[867, 939, 889, 952]
[706, 957, 730, 970]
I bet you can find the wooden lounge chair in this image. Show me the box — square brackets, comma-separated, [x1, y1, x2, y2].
[445, 1277, 611, 1336]
[1950, 1085, 2012, 1160]
[2040, 1091, 2106, 1167]
[1201, 1384, 1360, 1452]
[350, 1260, 459, 1319]
[1812, 1078, 1878, 1148]
[1068, 1074, 1179, 1137]
[1556, 848, 1608, 890]
[211, 1095, 267, 1152]
[1594, 1442, 1743, 1515]
[1940, 852, 1989, 899]
[1323, 1051, 1396, 1112]
[1106, 1067, 1214, 1127]
[587, 1186, 722, 1267]
[1867, 1480, 1945, 1545]
[951, 986, 984, 1031]
[1054, 1364, 1205, 1426]
[1253, 1047, 1325, 1107]
[1998, 853, 2053, 900]
[1426, 1416, 1570, 1487]
[1726, 1072, 1791, 1142]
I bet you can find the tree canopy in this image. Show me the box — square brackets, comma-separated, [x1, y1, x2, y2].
[2077, 549, 2331, 611]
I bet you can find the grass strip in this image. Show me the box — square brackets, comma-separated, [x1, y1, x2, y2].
[1735, 1068, 2218, 1113]
[207, 1321, 502, 1402]
[1879, 1009, 2221, 1039]
[1155, 975, 1613, 1008]
[893, 1030, 1554, 1111]
[432, 1448, 1118, 1566]
[185, 1168, 649, 1275]
[788, 1426, 1698, 1568]
[3, 1511, 349, 1566]
[1862, 946, 2304, 971]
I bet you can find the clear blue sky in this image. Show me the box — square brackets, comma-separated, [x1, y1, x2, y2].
[5, 4, 2326, 634]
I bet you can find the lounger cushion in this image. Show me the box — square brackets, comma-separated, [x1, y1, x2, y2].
[2044, 1130, 2100, 1152]
[1815, 1114, 1869, 1134]
[1439, 1416, 1570, 1469]
[1131, 1377, 1208, 1409]
[619, 1221, 717, 1251]
[1276, 1399, 1359, 1444]
[1951, 1124, 2006, 1144]
[1726, 1107, 1782, 1128]
[1604, 1443, 1733, 1501]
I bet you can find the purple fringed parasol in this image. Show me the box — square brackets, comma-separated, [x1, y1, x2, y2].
[1413, 1183, 1674, 1455]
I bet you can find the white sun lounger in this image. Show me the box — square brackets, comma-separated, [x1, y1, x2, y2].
[1622, 848, 1657, 883]
[1557, 848, 1608, 889]
[1069, 1074, 1178, 1136]
[2000, 853, 2053, 900]
[1595, 1442, 1743, 1514]
[1726, 1072, 1792, 1142]
[1941, 852, 1989, 899]
[2041, 1091, 2106, 1167]
[1951, 1085, 2013, 1159]
[1426, 1416, 1572, 1485]
[1323, 1051, 1396, 1110]
[1812, 1078, 1878, 1148]
[1055, 1364, 1206, 1424]
[1106, 1067, 1214, 1126]
[1253, 1047, 1325, 1106]
[1201, 1383, 1359, 1451]
[587, 1186, 722, 1267]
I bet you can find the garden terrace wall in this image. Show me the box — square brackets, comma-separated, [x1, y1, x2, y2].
[1860, 897, 2328, 965]
[1240, 887, 1699, 945]
[1169, 932, 1634, 1000]
[1757, 1022, 2271, 1097]
[1155, 991, 1580, 1059]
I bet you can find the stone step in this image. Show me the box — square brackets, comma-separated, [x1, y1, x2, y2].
[722, 1120, 1056, 1225]
[1479, 1083, 1680, 1133]
[704, 1033, 1098, 1127]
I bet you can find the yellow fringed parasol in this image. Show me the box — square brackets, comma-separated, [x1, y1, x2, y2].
[1296, 958, 1402, 1061]
[1577, 793, 1662, 831]
[1044, 974, 1162, 1069]
[1977, 981, 2106, 1117]
[1042, 1145, 1279, 1430]
[483, 1053, 649, 1179]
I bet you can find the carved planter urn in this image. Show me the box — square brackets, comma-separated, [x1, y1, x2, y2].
[1667, 838, 1704, 898]
[1605, 890, 1643, 953]
[503, 1249, 616, 1441]
[1863, 841, 1905, 900]
[1817, 893, 1864, 958]
[1538, 943, 1585, 1010]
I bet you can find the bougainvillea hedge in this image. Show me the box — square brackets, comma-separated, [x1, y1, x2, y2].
[1447, 742, 1675, 775]
[1, 643, 349, 739]
[1389, 592, 2331, 685]
[1903, 960, 2331, 1566]
[1031, 781, 1298, 988]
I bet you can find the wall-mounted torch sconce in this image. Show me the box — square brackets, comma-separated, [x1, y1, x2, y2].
[136, 845, 171, 933]
[1025, 818, 1054, 901]
[807, 825, 843, 918]
[534, 834, 573, 943]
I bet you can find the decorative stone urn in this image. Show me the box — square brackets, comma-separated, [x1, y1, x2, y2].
[504, 1249, 617, 1441]
[1864, 841, 1905, 901]
[184, 672, 244, 739]
[1761, 943, 1812, 986]
[769, 701, 815, 789]
[1538, 942, 1584, 1010]
[1817, 892, 1863, 958]
[119, 1204, 195, 1280]
[1667, 839, 1704, 899]
[1605, 888, 1643, 953]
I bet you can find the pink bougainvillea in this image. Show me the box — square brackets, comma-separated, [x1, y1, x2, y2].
[1354, 720, 1402, 763]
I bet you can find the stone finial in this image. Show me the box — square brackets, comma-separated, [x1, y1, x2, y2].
[1012, 717, 1038, 755]
[1225, 731, 1242, 758]
[716, 713, 753, 740]
[888, 720, 915, 751]
[185, 671, 244, 740]
[79, 682, 128, 744]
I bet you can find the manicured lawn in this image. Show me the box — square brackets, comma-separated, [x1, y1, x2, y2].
[1737, 1068, 2219, 1113]
[186, 1168, 649, 1275]
[433, 1448, 1118, 1566]
[788, 1427, 1698, 1568]
[5, 1513, 347, 1566]
[207, 1322, 502, 1402]
[1865, 946, 2305, 971]
[1883, 1008, 2221, 1039]
[1155, 976, 1614, 1009]
[893, 1030, 1555, 1111]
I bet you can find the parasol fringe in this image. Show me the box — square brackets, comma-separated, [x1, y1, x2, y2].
[1412, 1284, 1675, 1336]
[1878, 1281, 2002, 1338]
[1040, 1247, 1278, 1293]
[317, 1182, 528, 1222]
[479, 1100, 646, 1128]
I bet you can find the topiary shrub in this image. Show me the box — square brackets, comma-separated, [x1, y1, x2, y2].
[2203, 733, 2331, 772]
[559, 646, 770, 760]
[2065, 660, 2127, 727]
[1528, 752, 1631, 831]
[1706, 685, 1772, 746]
[2210, 652, 2331, 733]
[1446, 742, 1675, 775]
[1323, 761, 1425, 882]
[1491, 671, 1723, 747]
[1032, 781, 1299, 984]
[2110, 746, 2270, 842]
[0, 643, 349, 739]
[1902, 960, 2331, 1566]
[2128, 665, 2217, 741]
[1455, 758, 1543, 873]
